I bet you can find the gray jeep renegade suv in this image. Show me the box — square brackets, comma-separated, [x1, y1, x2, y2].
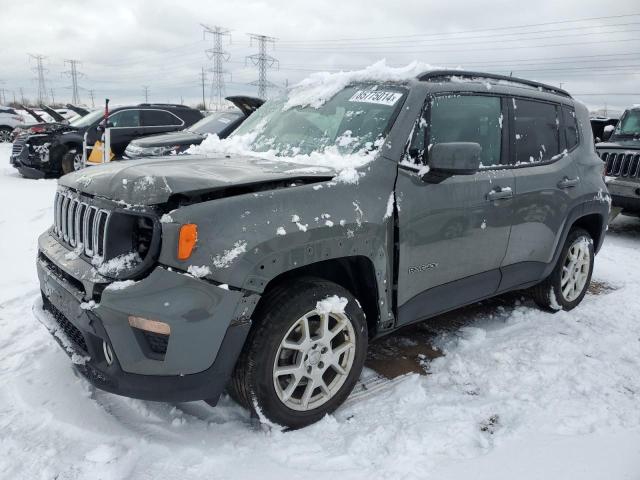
[36, 70, 609, 429]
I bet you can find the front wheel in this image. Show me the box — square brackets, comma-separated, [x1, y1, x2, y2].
[227, 278, 368, 429]
[61, 149, 83, 175]
[0, 127, 11, 143]
[530, 227, 594, 312]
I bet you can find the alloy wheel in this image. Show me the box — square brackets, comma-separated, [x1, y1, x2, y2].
[560, 236, 591, 302]
[272, 308, 356, 411]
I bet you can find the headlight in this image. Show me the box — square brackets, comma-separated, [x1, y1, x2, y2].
[149, 145, 180, 156]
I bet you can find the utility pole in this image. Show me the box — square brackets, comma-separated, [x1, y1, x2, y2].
[201, 24, 231, 111]
[142, 85, 150, 103]
[50, 88, 55, 105]
[19, 88, 25, 105]
[29, 54, 49, 104]
[63, 59, 83, 104]
[89, 89, 95, 108]
[199, 66, 207, 109]
[246, 33, 278, 99]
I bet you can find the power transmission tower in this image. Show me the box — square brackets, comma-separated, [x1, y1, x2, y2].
[201, 24, 231, 110]
[199, 67, 207, 109]
[29, 54, 49, 104]
[142, 85, 150, 103]
[246, 34, 279, 99]
[89, 89, 95, 108]
[63, 59, 83, 104]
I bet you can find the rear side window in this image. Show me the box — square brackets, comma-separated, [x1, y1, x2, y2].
[562, 106, 579, 150]
[512, 99, 559, 163]
[429, 95, 502, 167]
[142, 110, 182, 126]
[110, 110, 141, 128]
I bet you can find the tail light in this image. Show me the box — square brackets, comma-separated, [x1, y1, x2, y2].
[29, 125, 46, 134]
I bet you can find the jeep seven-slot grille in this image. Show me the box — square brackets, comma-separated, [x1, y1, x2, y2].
[600, 151, 640, 178]
[53, 191, 110, 258]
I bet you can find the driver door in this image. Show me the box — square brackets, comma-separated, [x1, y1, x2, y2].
[396, 93, 514, 325]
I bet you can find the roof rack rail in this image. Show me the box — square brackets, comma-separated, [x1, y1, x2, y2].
[137, 103, 191, 108]
[417, 70, 572, 98]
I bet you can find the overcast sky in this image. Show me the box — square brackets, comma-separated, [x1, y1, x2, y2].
[0, 0, 638, 114]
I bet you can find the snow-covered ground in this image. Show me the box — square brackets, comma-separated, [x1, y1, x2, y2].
[1, 141, 640, 479]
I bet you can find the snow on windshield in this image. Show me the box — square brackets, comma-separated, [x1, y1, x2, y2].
[189, 60, 438, 183]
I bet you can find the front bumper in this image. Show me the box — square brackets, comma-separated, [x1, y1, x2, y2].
[606, 178, 640, 213]
[10, 142, 48, 178]
[36, 232, 260, 403]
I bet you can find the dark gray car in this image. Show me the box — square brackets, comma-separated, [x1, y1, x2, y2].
[35, 70, 609, 429]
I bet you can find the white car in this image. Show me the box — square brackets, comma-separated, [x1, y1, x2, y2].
[0, 106, 25, 142]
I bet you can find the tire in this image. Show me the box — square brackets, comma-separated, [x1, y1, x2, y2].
[61, 149, 83, 175]
[0, 127, 11, 143]
[227, 277, 368, 429]
[530, 227, 594, 312]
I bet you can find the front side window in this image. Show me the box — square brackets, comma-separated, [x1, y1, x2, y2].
[110, 110, 141, 128]
[429, 95, 502, 167]
[230, 85, 406, 157]
[513, 99, 559, 163]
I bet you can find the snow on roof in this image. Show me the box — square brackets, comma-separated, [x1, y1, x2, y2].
[285, 59, 439, 109]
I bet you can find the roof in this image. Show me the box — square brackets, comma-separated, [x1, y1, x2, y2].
[416, 70, 572, 99]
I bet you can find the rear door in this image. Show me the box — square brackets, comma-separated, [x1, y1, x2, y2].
[107, 109, 143, 155]
[396, 93, 515, 325]
[141, 109, 185, 136]
[500, 97, 581, 290]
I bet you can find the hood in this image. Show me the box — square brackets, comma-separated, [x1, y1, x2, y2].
[59, 154, 335, 206]
[129, 130, 204, 149]
[225, 96, 264, 117]
[596, 138, 640, 150]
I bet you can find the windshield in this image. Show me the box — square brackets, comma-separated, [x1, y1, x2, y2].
[189, 112, 241, 134]
[70, 109, 103, 128]
[230, 84, 406, 157]
[615, 110, 640, 137]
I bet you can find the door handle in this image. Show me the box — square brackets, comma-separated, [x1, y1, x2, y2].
[487, 186, 513, 201]
[557, 177, 579, 189]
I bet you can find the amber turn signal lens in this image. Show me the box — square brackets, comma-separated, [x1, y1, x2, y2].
[177, 223, 198, 260]
[128, 316, 171, 335]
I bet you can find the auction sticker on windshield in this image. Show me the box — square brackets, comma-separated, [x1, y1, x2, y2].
[349, 90, 403, 106]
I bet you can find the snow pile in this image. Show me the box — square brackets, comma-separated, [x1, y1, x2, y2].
[316, 295, 348, 315]
[187, 265, 211, 278]
[285, 59, 436, 109]
[93, 252, 141, 276]
[211, 240, 247, 269]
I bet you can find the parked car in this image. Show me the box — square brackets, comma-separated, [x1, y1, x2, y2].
[10, 105, 67, 142]
[590, 116, 619, 143]
[596, 106, 640, 216]
[10, 103, 203, 178]
[35, 70, 608, 429]
[124, 96, 263, 158]
[0, 106, 25, 142]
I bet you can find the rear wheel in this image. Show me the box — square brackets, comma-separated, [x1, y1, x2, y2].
[0, 127, 11, 143]
[226, 277, 368, 429]
[530, 227, 594, 312]
[61, 149, 83, 175]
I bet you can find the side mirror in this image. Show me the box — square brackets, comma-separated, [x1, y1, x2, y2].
[602, 125, 615, 142]
[429, 142, 482, 175]
[97, 121, 113, 132]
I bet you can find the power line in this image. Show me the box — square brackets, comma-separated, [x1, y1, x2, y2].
[63, 59, 83, 104]
[29, 53, 48, 105]
[202, 24, 232, 110]
[278, 12, 640, 43]
[246, 33, 279, 98]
